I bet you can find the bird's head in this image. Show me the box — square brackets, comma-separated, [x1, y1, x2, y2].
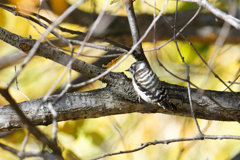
[126, 61, 148, 75]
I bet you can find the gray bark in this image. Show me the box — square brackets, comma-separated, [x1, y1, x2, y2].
[0, 25, 239, 133]
[0, 83, 239, 132]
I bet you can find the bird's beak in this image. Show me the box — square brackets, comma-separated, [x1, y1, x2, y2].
[126, 69, 130, 72]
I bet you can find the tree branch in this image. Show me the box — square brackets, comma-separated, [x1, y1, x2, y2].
[0, 83, 239, 132]
[0, 7, 239, 133]
[124, 0, 146, 61]
[61, 8, 240, 45]
[0, 27, 119, 84]
[0, 89, 62, 157]
[0, 143, 63, 160]
[90, 134, 240, 160]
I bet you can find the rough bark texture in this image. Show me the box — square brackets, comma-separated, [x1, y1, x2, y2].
[0, 19, 239, 133]
[0, 83, 239, 132]
[0, 27, 138, 102]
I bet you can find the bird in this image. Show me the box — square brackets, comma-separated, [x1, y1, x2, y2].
[126, 61, 176, 110]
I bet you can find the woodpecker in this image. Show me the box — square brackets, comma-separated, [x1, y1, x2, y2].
[126, 61, 176, 110]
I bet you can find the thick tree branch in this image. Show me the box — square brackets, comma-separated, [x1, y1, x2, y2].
[0, 27, 106, 80]
[0, 9, 239, 133]
[0, 83, 239, 132]
[1, 1, 240, 159]
[0, 27, 128, 84]
[0, 27, 140, 104]
[0, 26, 239, 133]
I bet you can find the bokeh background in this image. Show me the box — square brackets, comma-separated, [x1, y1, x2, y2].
[1, 0, 240, 159]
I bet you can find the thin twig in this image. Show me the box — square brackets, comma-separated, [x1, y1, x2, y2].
[47, 103, 58, 144]
[157, 3, 240, 123]
[71, 0, 169, 89]
[89, 134, 240, 160]
[155, 57, 198, 88]
[176, 120, 212, 160]
[202, 2, 236, 88]
[173, 0, 203, 135]
[21, 132, 29, 153]
[144, 6, 202, 91]
[46, 39, 126, 58]
[226, 80, 240, 85]
[150, 2, 240, 123]
[0, 81, 30, 101]
[22, 6, 125, 61]
[51, 0, 111, 104]
[14, 65, 19, 90]
[197, 0, 240, 30]
[6, 0, 86, 88]
[69, 39, 128, 53]
[181, 0, 240, 29]
[145, 7, 202, 52]
[0, 4, 130, 50]
[0, 89, 62, 156]
[223, 66, 240, 91]
[189, 41, 240, 102]
[0, 142, 62, 159]
[15, 0, 87, 121]
[37, 0, 75, 104]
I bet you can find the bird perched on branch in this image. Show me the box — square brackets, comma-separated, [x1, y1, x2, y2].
[126, 61, 176, 110]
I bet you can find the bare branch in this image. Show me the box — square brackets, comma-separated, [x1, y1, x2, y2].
[124, 0, 144, 57]
[0, 27, 114, 84]
[0, 51, 26, 69]
[173, 1, 203, 135]
[21, 132, 29, 153]
[181, 0, 240, 29]
[0, 142, 62, 160]
[47, 103, 58, 144]
[0, 3, 130, 50]
[189, 41, 240, 102]
[69, 39, 128, 53]
[0, 89, 62, 157]
[90, 134, 240, 160]
[60, 4, 240, 45]
[1, 84, 240, 132]
[1, 0, 240, 159]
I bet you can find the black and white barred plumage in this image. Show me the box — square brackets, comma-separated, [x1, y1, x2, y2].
[126, 61, 176, 110]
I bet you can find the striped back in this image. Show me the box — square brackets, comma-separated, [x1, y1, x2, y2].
[128, 61, 176, 110]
